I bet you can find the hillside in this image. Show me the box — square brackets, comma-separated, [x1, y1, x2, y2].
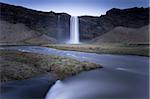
[0, 2, 149, 44]
[0, 20, 57, 45]
[92, 25, 149, 44]
[79, 7, 149, 41]
[0, 2, 70, 44]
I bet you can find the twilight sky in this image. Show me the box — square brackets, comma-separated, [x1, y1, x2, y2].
[0, 0, 149, 16]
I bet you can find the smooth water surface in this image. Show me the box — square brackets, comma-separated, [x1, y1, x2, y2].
[0, 46, 149, 99]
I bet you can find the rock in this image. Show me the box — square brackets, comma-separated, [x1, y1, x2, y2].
[0, 2, 71, 43]
[0, 3, 149, 43]
[79, 7, 149, 41]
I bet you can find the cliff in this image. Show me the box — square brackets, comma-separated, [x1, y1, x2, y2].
[0, 3, 70, 44]
[79, 7, 149, 41]
[0, 2, 149, 44]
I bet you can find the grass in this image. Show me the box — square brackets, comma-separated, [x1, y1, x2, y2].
[44, 43, 149, 56]
[0, 50, 101, 82]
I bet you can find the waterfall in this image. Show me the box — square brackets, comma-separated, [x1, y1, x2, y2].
[70, 16, 79, 44]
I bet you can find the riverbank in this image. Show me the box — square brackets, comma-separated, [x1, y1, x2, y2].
[0, 46, 148, 99]
[0, 50, 101, 82]
[44, 43, 149, 56]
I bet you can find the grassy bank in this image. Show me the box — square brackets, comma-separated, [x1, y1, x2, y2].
[44, 43, 149, 56]
[0, 50, 101, 82]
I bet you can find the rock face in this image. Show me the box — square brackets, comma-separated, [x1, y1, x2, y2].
[79, 7, 149, 41]
[0, 2, 149, 44]
[0, 3, 70, 44]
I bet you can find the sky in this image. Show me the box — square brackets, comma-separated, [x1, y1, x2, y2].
[0, 0, 149, 16]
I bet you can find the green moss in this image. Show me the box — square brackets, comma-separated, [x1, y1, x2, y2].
[45, 43, 149, 56]
[0, 50, 101, 82]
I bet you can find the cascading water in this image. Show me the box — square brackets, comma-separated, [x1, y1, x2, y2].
[70, 16, 79, 44]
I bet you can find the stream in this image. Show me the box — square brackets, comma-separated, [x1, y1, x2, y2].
[0, 46, 149, 99]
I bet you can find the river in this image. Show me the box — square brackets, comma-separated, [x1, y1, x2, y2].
[0, 46, 149, 99]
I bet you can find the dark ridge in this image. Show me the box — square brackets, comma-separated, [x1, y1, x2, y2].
[79, 7, 149, 40]
[0, 2, 149, 42]
[0, 2, 70, 15]
[0, 2, 71, 43]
